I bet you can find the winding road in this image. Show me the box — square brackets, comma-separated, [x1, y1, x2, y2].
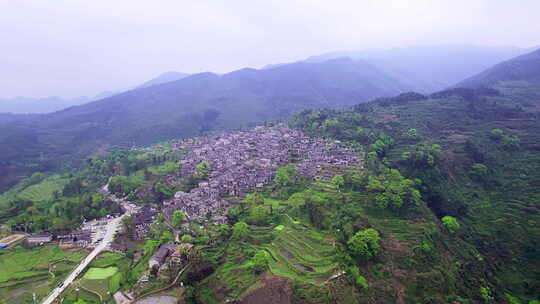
[41, 185, 135, 304]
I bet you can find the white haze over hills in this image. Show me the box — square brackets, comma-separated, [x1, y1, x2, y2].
[1, 44, 534, 114]
[0, 72, 189, 114]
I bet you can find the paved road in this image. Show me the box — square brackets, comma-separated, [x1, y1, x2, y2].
[41, 214, 125, 304]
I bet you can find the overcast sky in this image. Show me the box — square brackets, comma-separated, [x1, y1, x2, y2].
[1, 0, 539, 98]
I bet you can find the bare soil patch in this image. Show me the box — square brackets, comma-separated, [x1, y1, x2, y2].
[239, 274, 292, 304]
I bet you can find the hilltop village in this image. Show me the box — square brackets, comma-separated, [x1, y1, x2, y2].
[163, 126, 363, 224]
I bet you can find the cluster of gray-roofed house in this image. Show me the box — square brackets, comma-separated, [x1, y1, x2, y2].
[131, 206, 158, 240]
[162, 125, 362, 225]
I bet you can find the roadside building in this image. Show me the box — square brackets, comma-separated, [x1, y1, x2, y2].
[26, 233, 53, 246]
[148, 243, 176, 271]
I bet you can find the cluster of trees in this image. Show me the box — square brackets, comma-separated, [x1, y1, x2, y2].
[366, 168, 422, 211]
[5, 186, 120, 232]
[400, 143, 442, 168]
[347, 228, 381, 261]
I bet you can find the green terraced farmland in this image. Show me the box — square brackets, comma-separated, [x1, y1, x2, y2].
[261, 217, 340, 285]
[17, 174, 68, 202]
[0, 245, 86, 304]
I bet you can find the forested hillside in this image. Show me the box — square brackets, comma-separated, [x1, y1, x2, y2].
[287, 84, 540, 303]
[457, 48, 540, 88]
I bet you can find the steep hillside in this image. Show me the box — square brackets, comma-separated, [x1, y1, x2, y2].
[457, 48, 540, 88]
[305, 45, 529, 93]
[0, 58, 409, 191]
[288, 87, 540, 303]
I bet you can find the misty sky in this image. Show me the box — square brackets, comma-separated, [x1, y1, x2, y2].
[1, 0, 539, 98]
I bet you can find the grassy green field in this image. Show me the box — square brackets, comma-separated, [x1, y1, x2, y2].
[62, 252, 131, 304]
[17, 175, 68, 202]
[0, 245, 86, 304]
[83, 266, 118, 280]
[0, 174, 68, 205]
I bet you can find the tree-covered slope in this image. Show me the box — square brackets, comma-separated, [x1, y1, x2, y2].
[288, 87, 540, 303]
[457, 48, 540, 88]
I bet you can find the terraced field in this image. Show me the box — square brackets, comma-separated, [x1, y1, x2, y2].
[0, 245, 86, 304]
[14, 175, 68, 203]
[260, 217, 340, 285]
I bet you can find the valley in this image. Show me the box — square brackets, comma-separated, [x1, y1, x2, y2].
[0, 32, 539, 304]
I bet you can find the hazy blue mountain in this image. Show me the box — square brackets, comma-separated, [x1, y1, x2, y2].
[0, 96, 92, 114]
[304, 45, 529, 93]
[456, 47, 540, 88]
[136, 71, 190, 89]
[0, 72, 187, 114]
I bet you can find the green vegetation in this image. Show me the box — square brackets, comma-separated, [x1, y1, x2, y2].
[195, 161, 211, 180]
[63, 252, 131, 303]
[172, 210, 186, 228]
[441, 216, 460, 233]
[289, 86, 540, 302]
[232, 221, 250, 240]
[0, 245, 86, 303]
[347, 228, 381, 260]
[83, 266, 118, 280]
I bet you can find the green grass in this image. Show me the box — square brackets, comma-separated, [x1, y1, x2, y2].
[65, 252, 131, 303]
[16, 174, 68, 202]
[83, 267, 118, 280]
[148, 161, 180, 175]
[0, 245, 86, 303]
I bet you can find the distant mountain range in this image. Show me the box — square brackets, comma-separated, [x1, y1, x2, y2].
[135, 71, 189, 89]
[302, 45, 531, 93]
[456, 47, 540, 88]
[0, 71, 189, 114]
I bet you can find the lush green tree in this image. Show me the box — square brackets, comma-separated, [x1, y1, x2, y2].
[274, 164, 300, 197]
[441, 216, 460, 233]
[143, 239, 160, 255]
[347, 228, 381, 260]
[250, 250, 270, 273]
[402, 143, 443, 168]
[470, 163, 489, 181]
[161, 231, 174, 243]
[195, 161, 211, 179]
[502, 135, 520, 150]
[154, 182, 175, 200]
[404, 128, 419, 139]
[181, 234, 194, 243]
[172, 210, 186, 228]
[367, 168, 422, 210]
[490, 128, 504, 140]
[332, 174, 345, 190]
[241, 192, 264, 209]
[348, 266, 368, 289]
[369, 135, 394, 156]
[232, 221, 250, 240]
[249, 205, 269, 225]
[480, 286, 494, 302]
[287, 192, 307, 209]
